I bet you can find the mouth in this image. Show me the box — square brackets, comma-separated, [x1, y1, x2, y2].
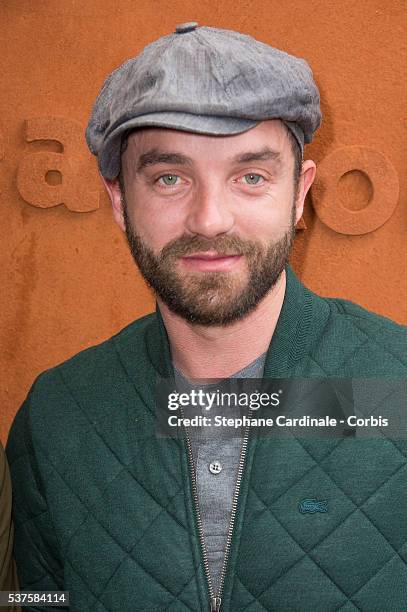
[183, 250, 239, 259]
[180, 251, 242, 272]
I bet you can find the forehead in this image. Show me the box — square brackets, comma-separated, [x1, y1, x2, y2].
[123, 119, 291, 165]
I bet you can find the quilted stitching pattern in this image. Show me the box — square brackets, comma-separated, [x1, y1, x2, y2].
[231, 329, 407, 611]
[9, 371, 203, 611]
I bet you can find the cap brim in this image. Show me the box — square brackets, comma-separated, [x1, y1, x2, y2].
[99, 111, 260, 179]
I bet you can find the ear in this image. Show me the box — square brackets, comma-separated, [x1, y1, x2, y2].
[100, 173, 126, 232]
[294, 159, 316, 225]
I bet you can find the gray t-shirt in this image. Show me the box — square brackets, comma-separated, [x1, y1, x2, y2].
[173, 351, 267, 594]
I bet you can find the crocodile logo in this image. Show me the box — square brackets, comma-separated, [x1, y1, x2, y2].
[298, 498, 328, 514]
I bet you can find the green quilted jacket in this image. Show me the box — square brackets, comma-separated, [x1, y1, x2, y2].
[6, 264, 407, 611]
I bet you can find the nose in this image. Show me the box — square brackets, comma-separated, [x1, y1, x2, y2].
[184, 182, 235, 238]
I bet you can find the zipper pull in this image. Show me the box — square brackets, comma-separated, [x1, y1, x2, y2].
[210, 596, 221, 611]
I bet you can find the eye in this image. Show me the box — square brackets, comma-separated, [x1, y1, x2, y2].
[241, 173, 265, 186]
[156, 174, 181, 186]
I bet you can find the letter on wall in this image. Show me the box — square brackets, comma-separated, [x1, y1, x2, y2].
[312, 146, 399, 235]
[16, 118, 99, 212]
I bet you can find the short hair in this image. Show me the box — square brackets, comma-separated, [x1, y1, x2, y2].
[118, 120, 303, 196]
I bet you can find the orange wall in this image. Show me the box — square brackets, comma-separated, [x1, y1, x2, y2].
[1, 1, 406, 443]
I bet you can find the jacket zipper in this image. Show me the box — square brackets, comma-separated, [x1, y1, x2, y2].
[180, 406, 253, 612]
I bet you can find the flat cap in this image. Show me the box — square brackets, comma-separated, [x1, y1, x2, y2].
[86, 23, 322, 179]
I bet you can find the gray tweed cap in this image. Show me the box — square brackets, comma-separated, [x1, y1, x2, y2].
[86, 22, 322, 180]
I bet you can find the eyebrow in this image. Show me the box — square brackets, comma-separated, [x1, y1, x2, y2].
[135, 146, 282, 173]
[136, 150, 191, 172]
[234, 147, 282, 165]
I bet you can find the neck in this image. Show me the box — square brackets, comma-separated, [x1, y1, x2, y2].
[157, 269, 286, 379]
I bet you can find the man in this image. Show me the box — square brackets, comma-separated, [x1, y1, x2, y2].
[6, 22, 407, 612]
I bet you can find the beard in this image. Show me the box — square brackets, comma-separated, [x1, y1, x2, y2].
[122, 197, 297, 327]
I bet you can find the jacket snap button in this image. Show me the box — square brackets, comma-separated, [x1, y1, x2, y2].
[209, 461, 222, 475]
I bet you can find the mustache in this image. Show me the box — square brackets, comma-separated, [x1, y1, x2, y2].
[159, 234, 263, 260]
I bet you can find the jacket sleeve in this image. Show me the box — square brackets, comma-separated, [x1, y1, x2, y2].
[6, 382, 68, 611]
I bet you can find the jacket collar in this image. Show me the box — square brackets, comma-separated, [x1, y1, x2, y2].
[145, 263, 331, 379]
